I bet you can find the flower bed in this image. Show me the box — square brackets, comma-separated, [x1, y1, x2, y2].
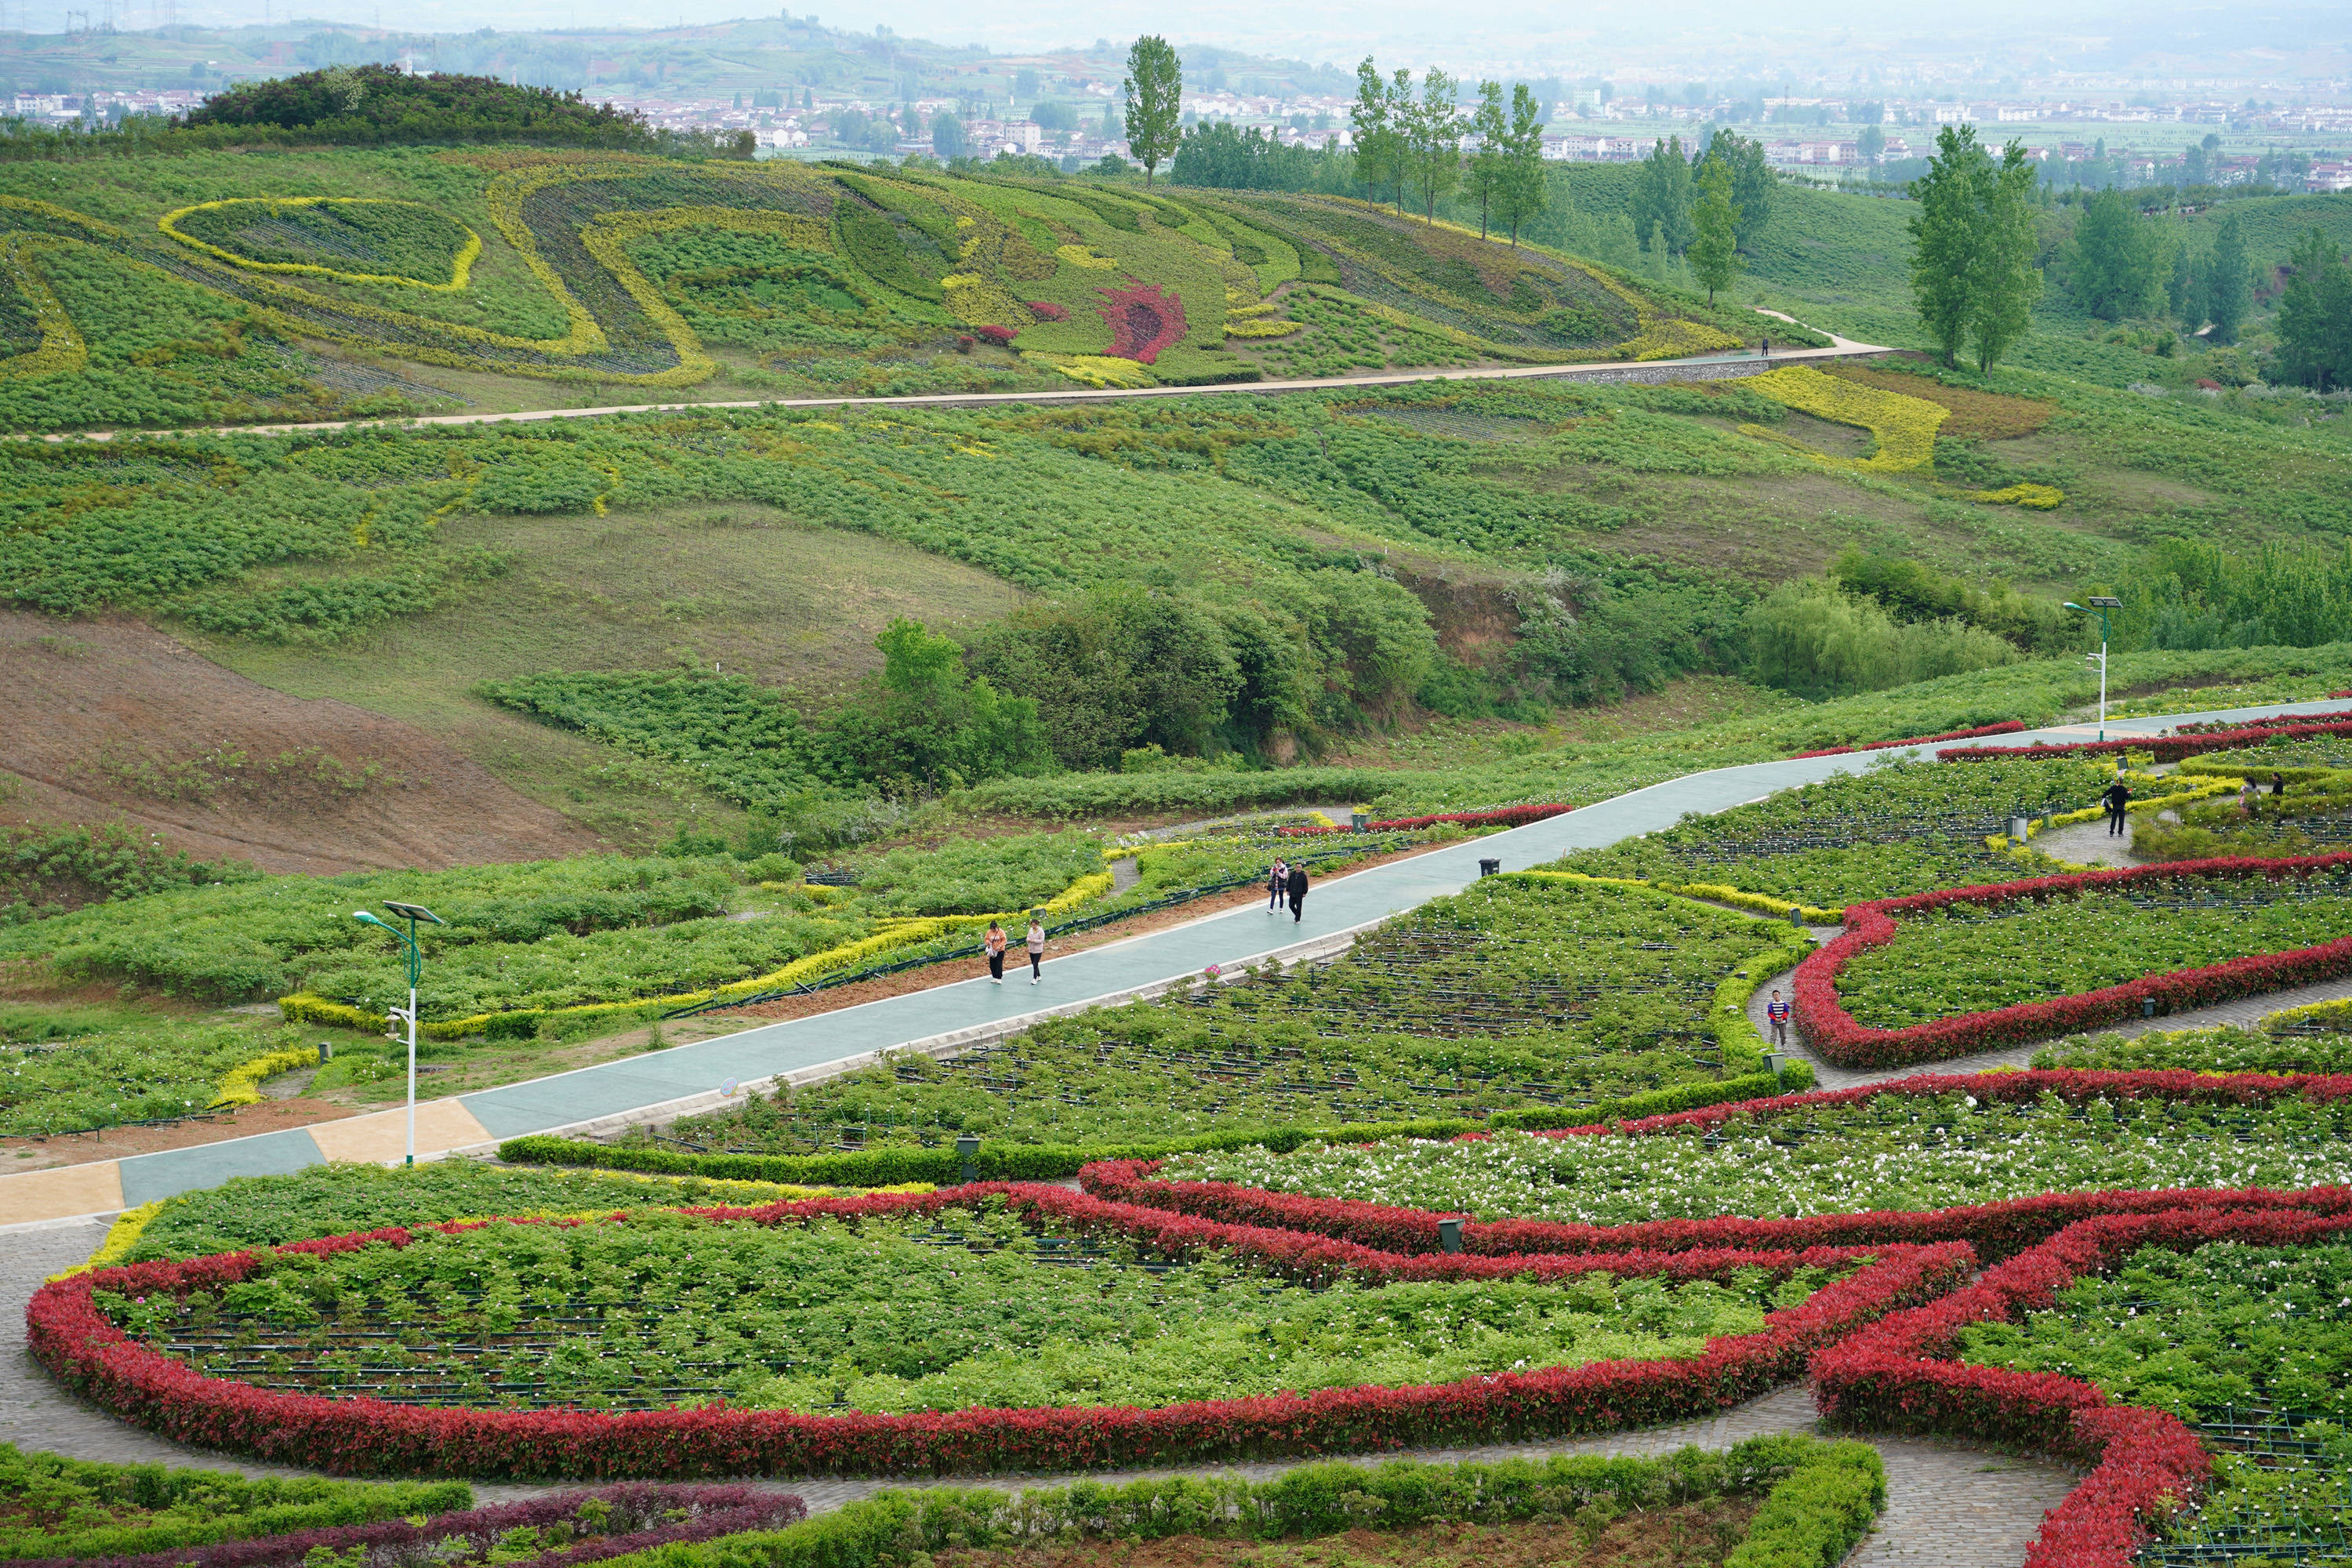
[568, 1434, 1880, 1568]
[7, 1485, 806, 1568]
[1549, 757, 2112, 911]
[28, 1184, 1966, 1479]
[1795, 855, 2352, 1067]
[1810, 1207, 2352, 1568]
[1276, 802, 1572, 836]
[1117, 1069, 2352, 1229]
[1788, 720, 2027, 758]
[1086, 1149, 2352, 1263]
[648, 873, 1802, 1156]
[1940, 717, 2352, 764]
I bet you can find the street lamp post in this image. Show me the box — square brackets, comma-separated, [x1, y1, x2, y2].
[2063, 596, 2125, 742]
[354, 901, 445, 1167]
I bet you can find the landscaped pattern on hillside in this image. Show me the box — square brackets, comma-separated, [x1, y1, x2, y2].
[32, 1183, 1964, 1476]
[0, 161, 1754, 424]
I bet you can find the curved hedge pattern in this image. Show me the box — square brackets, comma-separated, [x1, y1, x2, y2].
[27, 1183, 1965, 1479]
[1811, 1206, 2352, 1568]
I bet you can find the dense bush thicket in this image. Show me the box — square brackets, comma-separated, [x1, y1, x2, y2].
[3, 821, 257, 924]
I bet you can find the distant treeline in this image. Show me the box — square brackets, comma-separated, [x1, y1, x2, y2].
[0, 65, 752, 161]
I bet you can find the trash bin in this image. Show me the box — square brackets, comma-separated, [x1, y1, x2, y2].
[1351, 809, 1369, 831]
[2008, 816, 2031, 844]
[956, 1134, 981, 1185]
[1478, 858, 1501, 877]
[1437, 1218, 1464, 1254]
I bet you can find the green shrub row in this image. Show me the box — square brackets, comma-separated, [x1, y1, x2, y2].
[581, 1434, 1877, 1568]
[0, 1441, 468, 1562]
[497, 1065, 1811, 1187]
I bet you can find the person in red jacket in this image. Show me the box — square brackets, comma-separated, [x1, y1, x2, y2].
[1766, 989, 1791, 1047]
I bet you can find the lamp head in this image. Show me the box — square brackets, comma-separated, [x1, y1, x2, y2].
[353, 910, 391, 931]
[2063, 602, 2085, 612]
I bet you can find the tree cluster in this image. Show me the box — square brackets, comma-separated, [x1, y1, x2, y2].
[1629, 131, 1773, 260]
[2275, 230, 2352, 393]
[1906, 125, 2041, 372]
[1348, 61, 1546, 241]
[180, 64, 660, 147]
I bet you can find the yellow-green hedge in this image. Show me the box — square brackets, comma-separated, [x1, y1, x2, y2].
[1748, 365, 1947, 474]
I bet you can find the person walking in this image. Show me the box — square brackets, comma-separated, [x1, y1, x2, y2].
[2273, 772, 2289, 797]
[983, 920, 1007, 985]
[2101, 776, 2132, 837]
[1025, 914, 1046, 984]
[1759, 332, 1770, 361]
[1267, 858, 1288, 915]
[1766, 989, 1791, 1048]
[1285, 861, 1308, 923]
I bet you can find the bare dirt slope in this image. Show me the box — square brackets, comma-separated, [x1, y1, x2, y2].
[0, 611, 607, 873]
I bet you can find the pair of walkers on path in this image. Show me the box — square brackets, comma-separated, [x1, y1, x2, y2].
[982, 916, 1046, 985]
[1267, 858, 1309, 923]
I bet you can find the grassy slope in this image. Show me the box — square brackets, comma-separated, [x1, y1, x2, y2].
[200, 500, 1027, 849]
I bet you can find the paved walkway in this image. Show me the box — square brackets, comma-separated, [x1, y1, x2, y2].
[49, 325, 1885, 445]
[4, 1215, 2070, 1564]
[6, 698, 2343, 1227]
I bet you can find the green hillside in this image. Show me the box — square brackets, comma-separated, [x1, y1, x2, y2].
[0, 149, 1775, 432]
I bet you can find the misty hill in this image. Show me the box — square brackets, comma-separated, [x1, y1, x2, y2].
[0, 143, 1781, 431]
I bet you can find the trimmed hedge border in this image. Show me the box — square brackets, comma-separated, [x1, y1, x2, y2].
[1075, 1066, 2352, 1260]
[27, 1184, 1967, 1480]
[8, 1485, 806, 1568]
[496, 1066, 1817, 1187]
[1794, 853, 2352, 1068]
[1940, 717, 2352, 765]
[1274, 803, 1573, 838]
[1811, 1205, 2352, 1568]
[1789, 720, 2027, 759]
[568, 1435, 1882, 1568]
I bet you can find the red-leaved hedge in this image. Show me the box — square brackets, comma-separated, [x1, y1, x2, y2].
[1793, 854, 2352, 1067]
[27, 1184, 1966, 1480]
[1082, 1141, 2352, 1263]
[1813, 1205, 2352, 1568]
[1789, 720, 2027, 759]
[1940, 717, 2352, 764]
[1277, 803, 1572, 837]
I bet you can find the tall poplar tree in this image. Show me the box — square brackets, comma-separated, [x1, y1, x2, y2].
[1498, 82, 1548, 245]
[1907, 126, 2041, 372]
[1907, 125, 1991, 367]
[1968, 140, 2041, 372]
[1121, 35, 1181, 187]
[1467, 79, 1508, 238]
[1632, 136, 1694, 254]
[2204, 212, 2250, 345]
[1406, 67, 1464, 220]
[1689, 157, 1741, 304]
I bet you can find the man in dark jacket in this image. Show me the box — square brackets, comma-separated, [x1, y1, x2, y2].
[1285, 862, 1308, 923]
[2101, 776, 2132, 837]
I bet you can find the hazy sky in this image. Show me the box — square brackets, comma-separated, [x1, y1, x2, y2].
[50, 0, 2352, 84]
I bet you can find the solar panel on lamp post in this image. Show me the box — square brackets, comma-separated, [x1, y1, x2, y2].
[354, 901, 445, 1167]
[2064, 597, 2124, 742]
